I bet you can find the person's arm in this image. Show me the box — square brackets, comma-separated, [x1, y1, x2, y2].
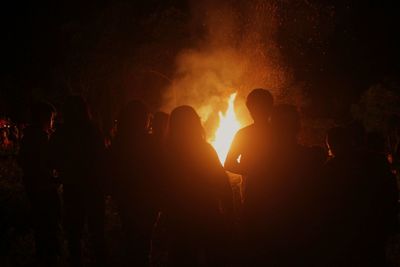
[224, 131, 245, 175]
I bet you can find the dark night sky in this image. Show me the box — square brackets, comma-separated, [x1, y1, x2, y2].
[1, 0, 399, 121]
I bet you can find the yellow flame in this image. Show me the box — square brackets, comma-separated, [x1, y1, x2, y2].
[211, 92, 241, 164]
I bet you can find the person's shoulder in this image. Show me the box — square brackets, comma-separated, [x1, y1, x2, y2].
[239, 124, 255, 133]
[236, 124, 255, 138]
[204, 142, 217, 153]
[204, 142, 222, 162]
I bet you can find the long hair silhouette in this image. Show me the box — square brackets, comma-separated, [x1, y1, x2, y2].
[168, 105, 205, 145]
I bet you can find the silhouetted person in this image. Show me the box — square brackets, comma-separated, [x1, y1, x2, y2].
[111, 100, 158, 266]
[224, 89, 273, 265]
[162, 105, 233, 266]
[321, 126, 398, 266]
[225, 88, 274, 176]
[18, 101, 60, 266]
[49, 96, 105, 266]
[240, 104, 320, 266]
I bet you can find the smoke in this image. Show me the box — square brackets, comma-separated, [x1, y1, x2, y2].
[162, 0, 293, 136]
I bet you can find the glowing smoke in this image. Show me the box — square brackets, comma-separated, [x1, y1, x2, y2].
[162, 0, 292, 139]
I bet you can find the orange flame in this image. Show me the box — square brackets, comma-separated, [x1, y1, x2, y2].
[210, 92, 241, 164]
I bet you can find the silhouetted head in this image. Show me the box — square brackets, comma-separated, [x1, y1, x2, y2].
[117, 100, 150, 136]
[30, 101, 55, 131]
[326, 126, 353, 157]
[271, 104, 300, 144]
[62, 95, 90, 126]
[152, 111, 169, 138]
[246, 88, 274, 124]
[169, 105, 204, 145]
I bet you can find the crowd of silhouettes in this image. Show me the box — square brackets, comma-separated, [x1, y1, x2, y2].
[17, 89, 399, 266]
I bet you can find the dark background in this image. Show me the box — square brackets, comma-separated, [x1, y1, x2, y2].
[1, 0, 399, 126]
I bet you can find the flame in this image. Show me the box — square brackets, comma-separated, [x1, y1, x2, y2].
[211, 92, 241, 164]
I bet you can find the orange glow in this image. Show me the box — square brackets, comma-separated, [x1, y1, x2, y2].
[210, 92, 241, 164]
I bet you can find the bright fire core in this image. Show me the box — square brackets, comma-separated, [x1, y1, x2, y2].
[211, 93, 241, 164]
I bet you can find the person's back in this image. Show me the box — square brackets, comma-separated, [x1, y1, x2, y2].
[50, 96, 104, 192]
[18, 101, 60, 266]
[51, 121, 103, 188]
[49, 96, 105, 266]
[163, 105, 233, 266]
[20, 125, 52, 189]
[240, 104, 320, 266]
[110, 100, 159, 266]
[112, 126, 157, 210]
[321, 126, 398, 266]
[111, 100, 157, 206]
[165, 141, 231, 227]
